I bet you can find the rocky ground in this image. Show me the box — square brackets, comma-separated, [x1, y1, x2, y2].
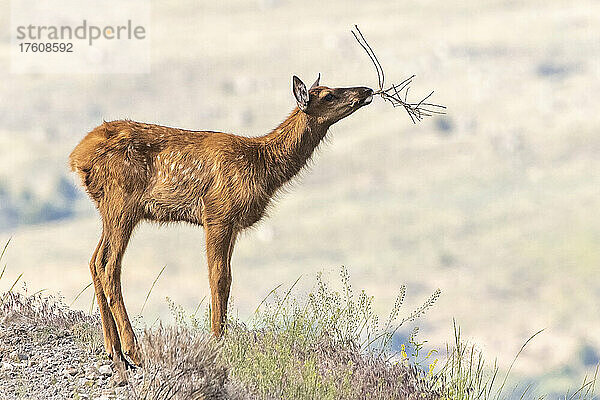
[0, 322, 131, 400]
[0, 292, 250, 400]
[0, 293, 139, 400]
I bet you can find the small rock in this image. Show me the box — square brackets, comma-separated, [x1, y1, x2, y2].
[1, 362, 13, 371]
[98, 365, 112, 377]
[64, 366, 78, 376]
[9, 350, 29, 362]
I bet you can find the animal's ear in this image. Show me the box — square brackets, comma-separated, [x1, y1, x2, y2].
[292, 75, 309, 111]
[310, 73, 320, 90]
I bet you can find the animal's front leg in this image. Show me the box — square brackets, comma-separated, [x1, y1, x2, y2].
[204, 222, 234, 337]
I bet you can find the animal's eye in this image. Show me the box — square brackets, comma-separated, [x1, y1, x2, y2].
[324, 93, 334, 101]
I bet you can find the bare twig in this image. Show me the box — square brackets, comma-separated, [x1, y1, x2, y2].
[352, 25, 446, 123]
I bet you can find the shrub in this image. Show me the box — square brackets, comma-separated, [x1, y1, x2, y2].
[129, 326, 250, 400]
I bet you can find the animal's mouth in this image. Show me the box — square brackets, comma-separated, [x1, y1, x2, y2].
[352, 94, 373, 108]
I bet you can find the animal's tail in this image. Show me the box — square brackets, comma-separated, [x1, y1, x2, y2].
[69, 125, 110, 203]
[70, 126, 109, 172]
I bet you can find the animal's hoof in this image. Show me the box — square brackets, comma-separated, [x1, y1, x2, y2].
[123, 346, 142, 368]
[109, 350, 139, 370]
[122, 356, 138, 370]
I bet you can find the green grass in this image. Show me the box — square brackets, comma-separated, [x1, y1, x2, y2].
[438, 323, 599, 400]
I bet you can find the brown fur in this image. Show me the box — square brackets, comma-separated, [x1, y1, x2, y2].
[69, 75, 373, 365]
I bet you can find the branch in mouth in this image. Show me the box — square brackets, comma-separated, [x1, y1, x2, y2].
[351, 25, 446, 124]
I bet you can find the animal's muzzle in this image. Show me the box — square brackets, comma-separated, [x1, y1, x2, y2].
[352, 88, 374, 107]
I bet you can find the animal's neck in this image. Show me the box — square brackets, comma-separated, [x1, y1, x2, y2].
[259, 108, 328, 189]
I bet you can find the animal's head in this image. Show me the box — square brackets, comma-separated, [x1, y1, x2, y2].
[292, 74, 373, 125]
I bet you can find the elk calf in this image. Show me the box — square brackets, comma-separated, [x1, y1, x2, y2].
[70, 75, 373, 365]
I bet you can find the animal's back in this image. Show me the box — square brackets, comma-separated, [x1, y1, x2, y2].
[70, 120, 228, 223]
[70, 120, 192, 205]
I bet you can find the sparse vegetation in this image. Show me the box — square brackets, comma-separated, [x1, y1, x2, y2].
[127, 267, 443, 399]
[0, 265, 598, 399]
[130, 266, 598, 400]
[219, 267, 442, 399]
[438, 324, 599, 400]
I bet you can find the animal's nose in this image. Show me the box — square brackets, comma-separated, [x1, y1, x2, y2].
[351, 87, 374, 107]
[359, 87, 374, 105]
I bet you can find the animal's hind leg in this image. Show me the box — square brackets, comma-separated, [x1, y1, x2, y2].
[90, 231, 122, 359]
[100, 215, 141, 365]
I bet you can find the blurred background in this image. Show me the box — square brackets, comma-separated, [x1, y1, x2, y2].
[1, 0, 599, 396]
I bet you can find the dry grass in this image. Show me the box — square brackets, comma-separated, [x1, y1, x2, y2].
[128, 326, 250, 400]
[0, 291, 99, 331]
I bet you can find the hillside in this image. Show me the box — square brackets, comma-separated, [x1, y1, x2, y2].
[0, 285, 447, 400]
